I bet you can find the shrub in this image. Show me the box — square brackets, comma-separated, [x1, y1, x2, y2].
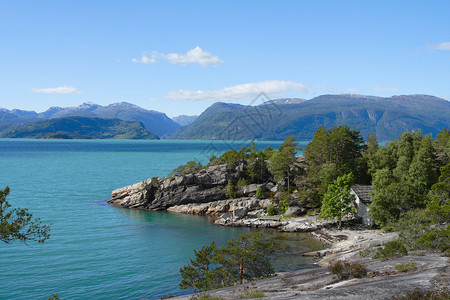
[197, 295, 225, 300]
[236, 178, 249, 195]
[267, 204, 277, 216]
[395, 261, 416, 273]
[256, 186, 265, 199]
[169, 160, 202, 176]
[328, 261, 367, 280]
[373, 241, 408, 260]
[239, 287, 265, 298]
[225, 180, 236, 199]
[391, 288, 449, 300]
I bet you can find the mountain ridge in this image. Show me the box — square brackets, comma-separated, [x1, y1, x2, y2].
[0, 102, 180, 137]
[171, 94, 450, 141]
[0, 116, 159, 140]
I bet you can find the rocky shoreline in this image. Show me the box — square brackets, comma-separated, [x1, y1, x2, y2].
[168, 228, 448, 300]
[108, 164, 448, 300]
[107, 162, 342, 232]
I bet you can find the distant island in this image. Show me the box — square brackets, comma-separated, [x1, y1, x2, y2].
[1, 94, 449, 141]
[0, 116, 159, 140]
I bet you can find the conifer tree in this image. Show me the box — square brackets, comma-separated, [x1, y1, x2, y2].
[0, 186, 51, 244]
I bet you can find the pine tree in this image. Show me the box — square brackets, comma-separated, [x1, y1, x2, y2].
[180, 241, 217, 291]
[0, 186, 51, 244]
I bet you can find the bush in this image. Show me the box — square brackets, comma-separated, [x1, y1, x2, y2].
[256, 186, 265, 199]
[394, 209, 449, 252]
[267, 204, 277, 216]
[328, 261, 367, 280]
[395, 261, 416, 273]
[197, 295, 225, 300]
[392, 288, 449, 300]
[373, 241, 408, 260]
[236, 178, 249, 195]
[239, 287, 265, 298]
[225, 180, 236, 199]
[169, 160, 202, 176]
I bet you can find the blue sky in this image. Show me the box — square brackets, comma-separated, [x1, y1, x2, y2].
[1, 0, 449, 117]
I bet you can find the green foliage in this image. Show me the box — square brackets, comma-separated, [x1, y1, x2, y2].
[239, 287, 265, 298]
[236, 178, 249, 196]
[225, 180, 236, 199]
[1, 116, 159, 139]
[255, 186, 265, 199]
[180, 241, 217, 292]
[373, 241, 408, 260]
[395, 261, 416, 273]
[368, 131, 439, 227]
[277, 191, 291, 214]
[214, 232, 275, 285]
[48, 294, 61, 300]
[268, 136, 300, 188]
[179, 232, 275, 291]
[328, 261, 367, 280]
[0, 186, 51, 244]
[169, 160, 202, 176]
[427, 162, 450, 223]
[392, 288, 449, 300]
[302, 125, 366, 205]
[197, 295, 225, 300]
[207, 142, 271, 184]
[394, 209, 449, 252]
[319, 173, 356, 228]
[266, 204, 277, 216]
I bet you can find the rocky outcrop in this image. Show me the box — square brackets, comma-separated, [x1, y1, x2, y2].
[108, 162, 271, 211]
[167, 197, 272, 216]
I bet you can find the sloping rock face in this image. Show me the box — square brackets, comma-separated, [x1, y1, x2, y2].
[107, 163, 248, 210]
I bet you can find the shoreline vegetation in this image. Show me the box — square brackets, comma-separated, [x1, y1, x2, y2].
[108, 126, 449, 299]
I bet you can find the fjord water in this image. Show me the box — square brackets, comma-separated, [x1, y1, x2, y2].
[0, 139, 323, 300]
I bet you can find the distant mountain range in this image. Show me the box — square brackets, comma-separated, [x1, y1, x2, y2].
[1, 116, 159, 139]
[171, 94, 450, 141]
[172, 115, 198, 126]
[0, 102, 179, 137]
[1, 94, 449, 141]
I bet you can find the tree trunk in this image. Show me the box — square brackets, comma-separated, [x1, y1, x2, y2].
[239, 262, 244, 284]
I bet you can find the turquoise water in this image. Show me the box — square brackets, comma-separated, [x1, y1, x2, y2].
[0, 139, 321, 299]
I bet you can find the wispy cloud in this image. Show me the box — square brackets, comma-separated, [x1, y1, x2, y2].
[162, 46, 223, 66]
[164, 80, 313, 101]
[346, 88, 360, 93]
[372, 86, 398, 93]
[132, 46, 223, 66]
[429, 42, 450, 51]
[31, 86, 80, 94]
[132, 54, 156, 64]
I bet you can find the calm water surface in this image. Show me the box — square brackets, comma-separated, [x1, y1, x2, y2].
[0, 139, 323, 299]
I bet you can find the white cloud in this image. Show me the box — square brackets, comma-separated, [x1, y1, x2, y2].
[346, 88, 360, 93]
[161, 46, 223, 66]
[164, 80, 313, 101]
[31, 86, 80, 94]
[132, 54, 156, 64]
[372, 86, 398, 93]
[429, 42, 450, 51]
[132, 47, 223, 66]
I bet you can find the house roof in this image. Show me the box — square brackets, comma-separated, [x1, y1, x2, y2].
[351, 184, 373, 204]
